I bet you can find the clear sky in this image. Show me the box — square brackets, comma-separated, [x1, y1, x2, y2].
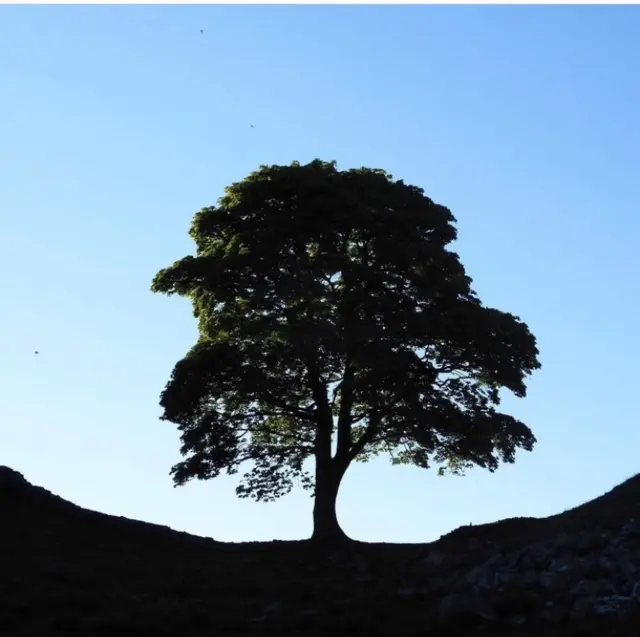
[2, 5, 639, 544]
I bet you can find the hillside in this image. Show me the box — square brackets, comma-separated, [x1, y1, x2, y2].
[2, 465, 640, 637]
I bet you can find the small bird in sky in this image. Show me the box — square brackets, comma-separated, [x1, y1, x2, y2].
[200, 29, 204, 34]
[34, 351, 39, 355]
[250, 124, 254, 128]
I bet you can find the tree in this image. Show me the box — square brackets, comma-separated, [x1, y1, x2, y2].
[151, 159, 541, 545]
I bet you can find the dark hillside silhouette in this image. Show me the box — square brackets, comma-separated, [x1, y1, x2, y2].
[3, 464, 640, 636]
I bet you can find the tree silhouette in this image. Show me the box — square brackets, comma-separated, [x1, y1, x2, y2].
[151, 159, 541, 544]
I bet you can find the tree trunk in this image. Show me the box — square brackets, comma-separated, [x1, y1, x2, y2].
[310, 461, 350, 545]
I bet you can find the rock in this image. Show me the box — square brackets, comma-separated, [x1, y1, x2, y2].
[570, 579, 604, 598]
[569, 597, 593, 621]
[423, 550, 446, 567]
[617, 556, 636, 582]
[551, 532, 572, 550]
[539, 571, 559, 589]
[549, 554, 577, 572]
[410, 513, 640, 631]
[466, 538, 483, 551]
[621, 519, 640, 536]
[541, 603, 567, 623]
[262, 601, 283, 613]
[593, 595, 633, 616]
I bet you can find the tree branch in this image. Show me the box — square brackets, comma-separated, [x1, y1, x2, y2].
[348, 408, 382, 462]
[335, 363, 355, 461]
[260, 389, 316, 421]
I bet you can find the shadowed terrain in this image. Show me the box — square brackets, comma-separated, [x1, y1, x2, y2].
[2, 465, 640, 637]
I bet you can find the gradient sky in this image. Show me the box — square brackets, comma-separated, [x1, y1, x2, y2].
[2, 5, 639, 544]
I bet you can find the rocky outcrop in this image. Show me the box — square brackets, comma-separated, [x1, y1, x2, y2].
[396, 518, 640, 632]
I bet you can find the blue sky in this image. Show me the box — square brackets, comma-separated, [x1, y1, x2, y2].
[1, 5, 639, 544]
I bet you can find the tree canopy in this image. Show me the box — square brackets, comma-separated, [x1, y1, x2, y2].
[151, 159, 541, 543]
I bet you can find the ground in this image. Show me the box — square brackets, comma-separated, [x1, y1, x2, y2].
[2, 465, 640, 637]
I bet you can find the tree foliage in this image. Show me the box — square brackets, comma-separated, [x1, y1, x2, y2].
[152, 159, 541, 510]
